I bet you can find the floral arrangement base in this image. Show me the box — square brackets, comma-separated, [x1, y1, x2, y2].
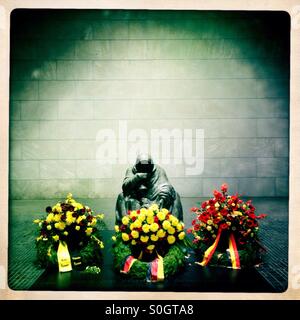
[34, 193, 105, 271]
[113, 241, 187, 281]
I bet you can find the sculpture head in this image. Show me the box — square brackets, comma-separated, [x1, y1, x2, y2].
[134, 153, 154, 173]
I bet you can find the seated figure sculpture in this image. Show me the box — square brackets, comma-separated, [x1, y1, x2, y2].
[115, 154, 183, 224]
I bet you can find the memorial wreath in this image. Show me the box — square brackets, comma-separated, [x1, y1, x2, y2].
[34, 193, 105, 272]
[188, 183, 267, 269]
[112, 204, 188, 281]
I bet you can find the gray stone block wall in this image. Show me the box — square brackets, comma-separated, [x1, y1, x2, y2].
[9, 10, 289, 199]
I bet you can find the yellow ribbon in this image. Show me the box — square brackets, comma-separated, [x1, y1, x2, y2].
[57, 241, 72, 272]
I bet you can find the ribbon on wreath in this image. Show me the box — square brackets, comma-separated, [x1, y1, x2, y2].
[121, 255, 137, 274]
[57, 240, 72, 272]
[146, 253, 164, 282]
[227, 233, 241, 269]
[196, 230, 241, 269]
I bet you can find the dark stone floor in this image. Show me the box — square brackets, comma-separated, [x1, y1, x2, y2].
[8, 197, 288, 291]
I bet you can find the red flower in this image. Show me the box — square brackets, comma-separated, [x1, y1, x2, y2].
[199, 213, 209, 223]
[213, 190, 223, 200]
[192, 219, 197, 226]
[246, 219, 257, 228]
[131, 216, 137, 222]
[213, 217, 221, 224]
[187, 228, 192, 234]
[154, 216, 159, 223]
[120, 224, 127, 232]
[220, 208, 228, 217]
[209, 199, 216, 206]
[221, 183, 228, 193]
[190, 207, 199, 212]
[137, 209, 140, 215]
[193, 224, 200, 231]
[220, 223, 229, 230]
[201, 201, 207, 209]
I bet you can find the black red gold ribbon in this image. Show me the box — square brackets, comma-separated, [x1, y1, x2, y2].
[146, 254, 164, 282]
[197, 231, 241, 269]
[121, 255, 137, 274]
[196, 228, 222, 267]
[228, 233, 241, 269]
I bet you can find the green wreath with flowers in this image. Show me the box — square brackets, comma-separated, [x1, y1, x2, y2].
[112, 205, 188, 280]
[34, 193, 106, 270]
[188, 183, 267, 268]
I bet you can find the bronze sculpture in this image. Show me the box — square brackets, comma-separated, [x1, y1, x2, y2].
[115, 154, 183, 224]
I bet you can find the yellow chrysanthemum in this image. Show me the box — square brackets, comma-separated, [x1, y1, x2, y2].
[133, 220, 142, 229]
[140, 235, 149, 243]
[147, 244, 155, 251]
[66, 211, 75, 225]
[52, 204, 62, 213]
[177, 223, 183, 231]
[53, 213, 62, 222]
[157, 229, 166, 238]
[161, 208, 169, 215]
[157, 211, 166, 221]
[131, 239, 137, 245]
[146, 216, 154, 225]
[149, 204, 159, 212]
[171, 217, 179, 227]
[131, 230, 139, 239]
[75, 225, 80, 231]
[122, 216, 130, 225]
[112, 236, 116, 241]
[130, 210, 138, 218]
[162, 220, 171, 230]
[46, 225, 52, 231]
[207, 219, 213, 225]
[150, 223, 159, 233]
[114, 225, 119, 232]
[178, 231, 185, 240]
[52, 235, 59, 242]
[167, 226, 176, 235]
[54, 222, 66, 230]
[63, 231, 68, 236]
[33, 219, 41, 224]
[140, 208, 148, 215]
[76, 215, 86, 224]
[122, 233, 130, 242]
[167, 235, 176, 245]
[85, 227, 93, 236]
[142, 224, 150, 233]
[146, 209, 154, 217]
[90, 218, 97, 227]
[150, 234, 158, 242]
[46, 213, 54, 223]
[74, 202, 84, 211]
[138, 213, 146, 222]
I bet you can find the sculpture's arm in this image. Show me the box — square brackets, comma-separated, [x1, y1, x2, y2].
[122, 168, 145, 195]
